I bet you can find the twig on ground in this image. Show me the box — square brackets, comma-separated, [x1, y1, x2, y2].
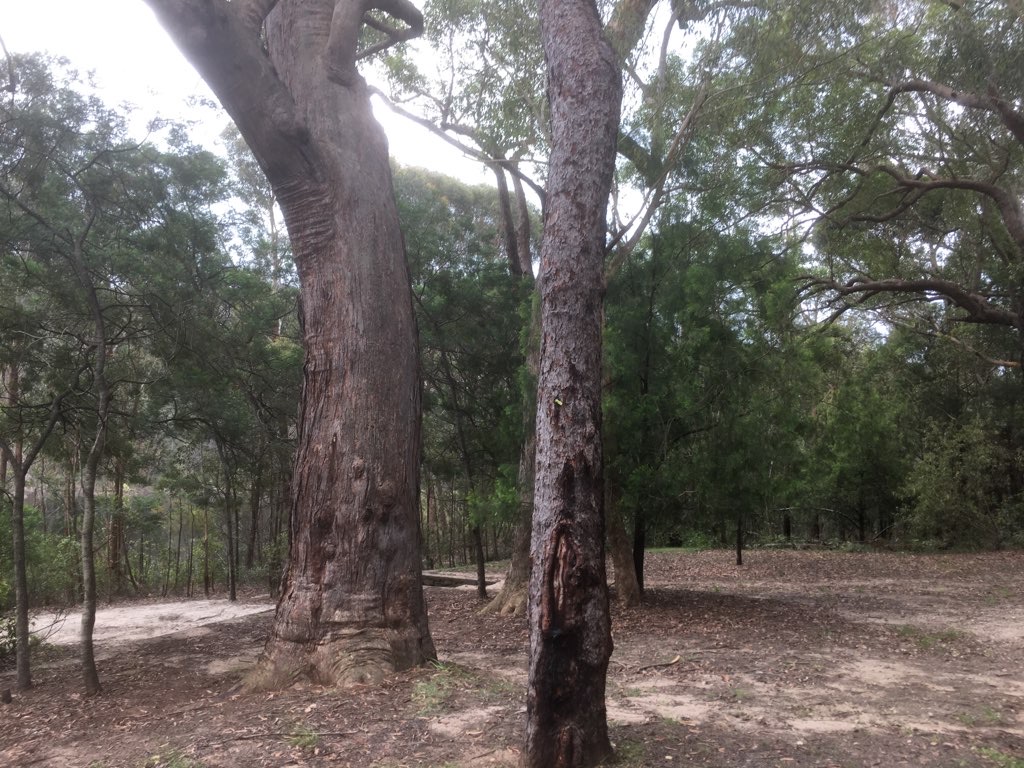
[637, 654, 681, 672]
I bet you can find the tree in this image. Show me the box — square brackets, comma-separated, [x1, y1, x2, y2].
[0, 53, 106, 691]
[142, 0, 435, 686]
[524, 0, 621, 763]
[700, 0, 1024, 363]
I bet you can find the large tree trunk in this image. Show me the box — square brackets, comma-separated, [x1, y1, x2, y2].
[145, 0, 435, 688]
[524, 0, 621, 763]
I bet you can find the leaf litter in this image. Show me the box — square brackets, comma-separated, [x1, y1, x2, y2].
[0, 549, 1021, 766]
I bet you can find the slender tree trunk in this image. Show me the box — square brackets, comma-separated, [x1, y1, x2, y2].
[606, 497, 641, 606]
[222, 466, 238, 602]
[64, 458, 75, 538]
[173, 502, 184, 594]
[857, 481, 867, 544]
[203, 508, 211, 598]
[525, 0, 621, 762]
[109, 463, 126, 595]
[2, 364, 67, 690]
[11, 471, 32, 690]
[246, 468, 262, 570]
[37, 460, 48, 536]
[163, 499, 173, 596]
[79, 444, 105, 696]
[482, 392, 536, 615]
[736, 511, 744, 567]
[186, 508, 195, 598]
[232, 485, 240, 588]
[483, 168, 538, 617]
[138, 533, 145, 586]
[471, 525, 487, 599]
[632, 508, 646, 593]
[424, 481, 435, 569]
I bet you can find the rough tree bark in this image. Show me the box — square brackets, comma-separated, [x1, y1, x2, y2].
[144, 0, 435, 687]
[524, 0, 622, 763]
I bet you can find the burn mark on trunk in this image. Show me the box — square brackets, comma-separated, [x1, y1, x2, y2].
[541, 520, 577, 641]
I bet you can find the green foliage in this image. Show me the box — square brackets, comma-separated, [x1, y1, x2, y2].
[396, 165, 528, 564]
[0, 52, 300, 606]
[0, 614, 15, 661]
[903, 418, 1022, 548]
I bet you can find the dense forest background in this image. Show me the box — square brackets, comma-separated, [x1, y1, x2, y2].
[2, 0, 1023, 618]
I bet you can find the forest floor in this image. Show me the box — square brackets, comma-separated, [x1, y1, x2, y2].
[1, 549, 1022, 767]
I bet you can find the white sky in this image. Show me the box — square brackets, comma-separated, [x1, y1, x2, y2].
[0, 0, 489, 183]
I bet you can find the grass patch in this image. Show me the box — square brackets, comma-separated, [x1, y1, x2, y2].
[143, 748, 205, 768]
[977, 747, 1024, 768]
[607, 738, 646, 766]
[412, 661, 474, 715]
[957, 707, 1004, 727]
[982, 586, 1015, 606]
[286, 722, 320, 750]
[481, 674, 519, 700]
[895, 624, 964, 651]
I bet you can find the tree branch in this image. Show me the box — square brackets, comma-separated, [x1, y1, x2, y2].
[888, 317, 1020, 370]
[142, 0, 314, 185]
[802, 275, 1021, 328]
[606, 78, 710, 276]
[870, 164, 1024, 249]
[886, 78, 1024, 148]
[370, 86, 547, 204]
[356, 9, 424, 61]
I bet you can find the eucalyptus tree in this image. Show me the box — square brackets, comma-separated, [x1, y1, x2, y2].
[143, 0, 436, 686]
[700, 0, 1024, 363]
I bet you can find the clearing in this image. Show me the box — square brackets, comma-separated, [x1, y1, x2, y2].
[1, 549, 1022, 767]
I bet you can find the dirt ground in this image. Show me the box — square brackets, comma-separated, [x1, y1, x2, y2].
[1, 549, 1022, 767]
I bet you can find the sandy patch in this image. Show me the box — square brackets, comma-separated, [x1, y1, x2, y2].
[31, 599, 273, 647]
[427, 705, 506, 737]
